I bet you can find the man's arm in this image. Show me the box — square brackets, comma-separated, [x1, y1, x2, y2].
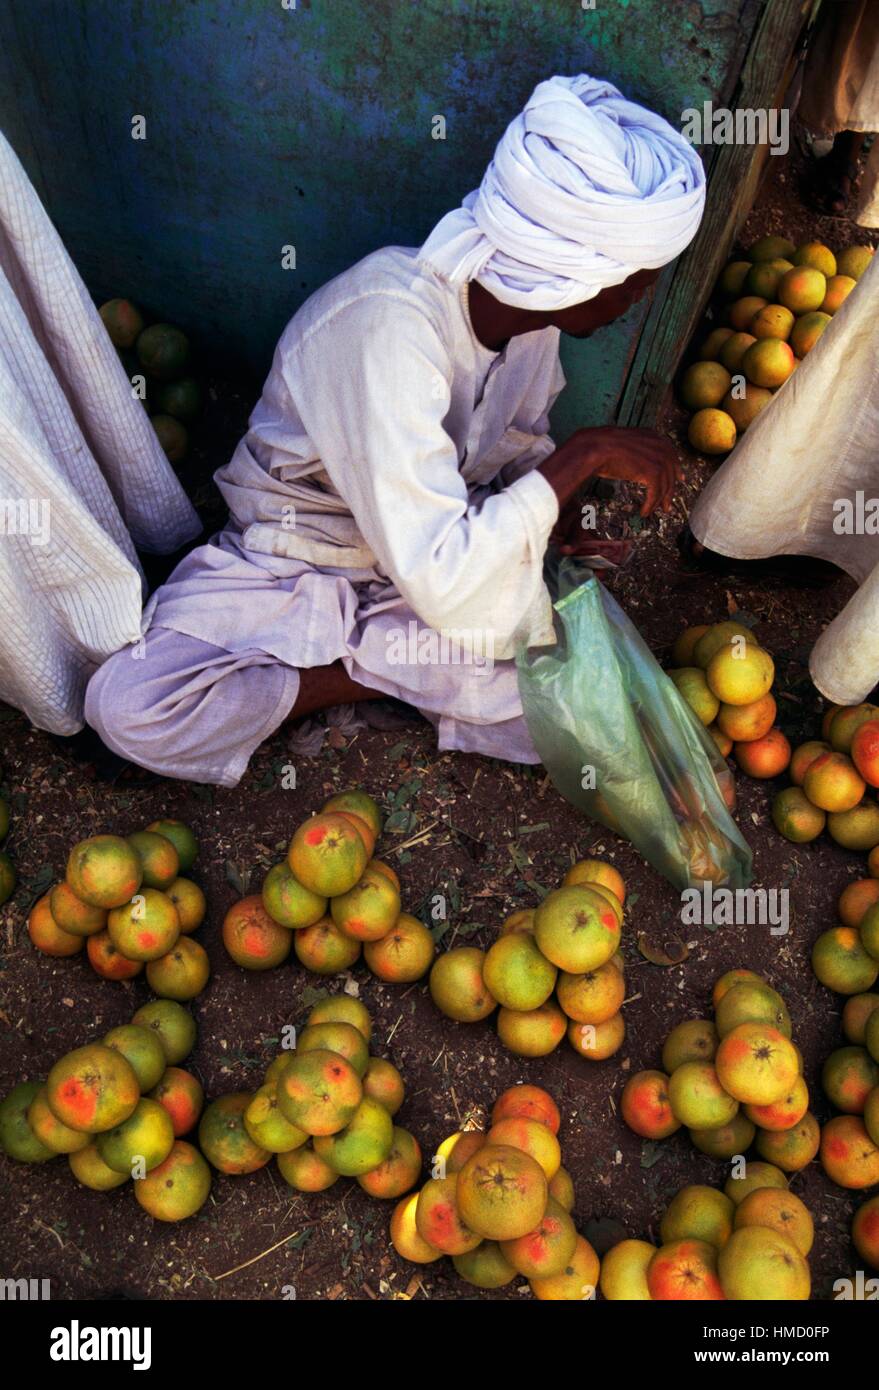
[288, 297, 559, 654]
[492, 335, 680, 537]
[540, 426, 680, 520]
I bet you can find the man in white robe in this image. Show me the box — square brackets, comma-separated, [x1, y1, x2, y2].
[85, 74, 705, 786]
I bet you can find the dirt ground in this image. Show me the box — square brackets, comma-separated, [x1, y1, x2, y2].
[1, 132, 877, 1302]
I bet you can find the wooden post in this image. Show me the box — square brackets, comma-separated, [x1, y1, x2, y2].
[617, 0, 810, 428]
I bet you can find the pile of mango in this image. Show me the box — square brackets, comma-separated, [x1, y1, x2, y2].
[680, 237, 873, 456]
[600, 1173, 815, 1300]
[0, 1000, 209, 1221]
[773, 702, 879, 853]
[430, 858, 628, 1063]
[622, 967, 818, 1175]
[816, 1003, 879, 1272]
[200, 997, 422, 1204]
[812, 877, 879, 998]
[99, 299, 202, 463]
[223, 789, 436, 987]
[668, 620, 787, 781]
[390, 1083, 599, 1299]
[27, 819, 208, 998]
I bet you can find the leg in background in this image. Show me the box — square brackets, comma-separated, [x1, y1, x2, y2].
[813, 130, 866, 214]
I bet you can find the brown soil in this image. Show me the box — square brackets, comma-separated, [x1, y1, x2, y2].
[1, 130, 877, 1302]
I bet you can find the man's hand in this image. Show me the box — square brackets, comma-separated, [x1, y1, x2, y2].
[540, 426, 681, 522]
[583, 427, 681, 516]
[551, 535, 635, 564]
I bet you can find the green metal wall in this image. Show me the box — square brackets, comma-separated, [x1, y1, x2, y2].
[0, 0, 756, 426]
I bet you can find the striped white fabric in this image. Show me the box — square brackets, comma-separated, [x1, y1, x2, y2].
[0, 132, 200, 734]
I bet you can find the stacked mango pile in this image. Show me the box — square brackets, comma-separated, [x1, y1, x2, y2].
[390, 1083, 600, 1299]
[668, 620, 787, 780]
[199, 997, 423, 1205]
[681, 238, 873, 456]
[430, 859, 628, 1063]
[99, 299, 201, 463]
[773, 702, 879, 851]
[223, 789, 435, 986]
[27, 820, 209, 998]
[600, 1174, 814, 1300]
[816, 1003, 879, 1272]
[811, 878, 879, 997]
[0, 1000, 209, 1222]
[622, 968, 818, 1174]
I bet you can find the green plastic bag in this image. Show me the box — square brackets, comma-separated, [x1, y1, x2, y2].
[516, 562, 752, 890]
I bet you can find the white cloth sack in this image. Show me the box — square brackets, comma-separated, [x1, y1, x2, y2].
[689, 251, 879, 704]
[0, 131, 201, 734]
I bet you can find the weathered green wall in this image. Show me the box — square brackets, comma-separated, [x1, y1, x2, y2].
[0, 0, 756, 426]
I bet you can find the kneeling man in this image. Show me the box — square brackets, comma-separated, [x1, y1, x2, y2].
[87, 74, 704, 786]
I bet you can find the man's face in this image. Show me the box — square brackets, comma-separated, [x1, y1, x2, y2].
[550, 267, 662, 339]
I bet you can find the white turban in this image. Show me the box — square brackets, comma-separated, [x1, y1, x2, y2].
[418, 74, 706, 311]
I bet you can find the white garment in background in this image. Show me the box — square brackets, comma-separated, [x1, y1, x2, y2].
[689, 251, 879, 704]
[855, 142, 879, 227]
[0, 131, 201, 734]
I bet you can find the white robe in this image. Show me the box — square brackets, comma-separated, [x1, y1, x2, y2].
[689, 251, 879, 704]
[86, 247, 565, 785]
[213, 245, 562, 658]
